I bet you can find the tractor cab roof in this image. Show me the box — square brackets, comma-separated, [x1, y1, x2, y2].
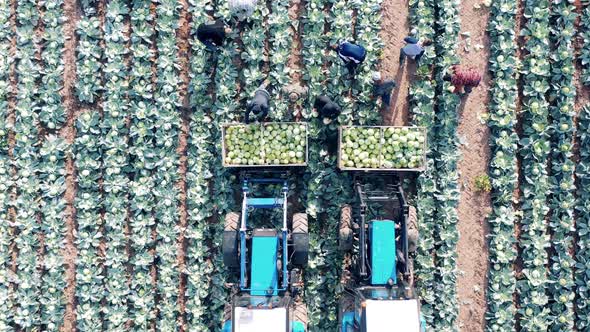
[364, 298, 421, 332]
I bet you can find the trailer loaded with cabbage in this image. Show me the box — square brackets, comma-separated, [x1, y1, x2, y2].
[337, 125, 427, 332]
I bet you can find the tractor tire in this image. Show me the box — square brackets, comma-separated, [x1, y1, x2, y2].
[406, 257, 415, 288]
[407, 206, 419, 253]
[292, 213, 309, 267]
[224, 303, 232, 322]
[293, 302, 308, 331]
[223, 212, 240, 269]
[339, 205, 353, 252]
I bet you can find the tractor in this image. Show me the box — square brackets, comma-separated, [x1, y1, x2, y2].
[220, 124, 309, 332]
[337, 126, 426, 332]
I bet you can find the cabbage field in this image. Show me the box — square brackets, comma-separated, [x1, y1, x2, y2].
[1, 0, 590, 331]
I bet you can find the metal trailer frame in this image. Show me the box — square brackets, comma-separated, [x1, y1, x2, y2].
[238, 175, 290, 294]
[353, 173, 412, 282]
[337, 125, 427, 172]
[221, 122, 310, 168]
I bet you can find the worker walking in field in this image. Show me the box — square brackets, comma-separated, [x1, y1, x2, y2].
[444, 65, 482, 95]
[245, 80, 270, 123]
[197, 20, 232, 51]
[372, 72, 397, 110]
[229, 0, 257, 21]
[399, 36, 432, 65]
[333, 41, 367, 75]
[314, 95, 341, 124]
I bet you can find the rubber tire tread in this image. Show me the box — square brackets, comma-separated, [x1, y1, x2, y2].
[293, 213, 308, 234]
[339, 205, 353, 252]
[225, 212, 240, 231]
[293, 302, 308, 331]
[407, 205, 418, 253]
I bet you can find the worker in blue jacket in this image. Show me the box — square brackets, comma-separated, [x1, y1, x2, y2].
[399, 36, 432, 65]
[333, 41, 367, 75]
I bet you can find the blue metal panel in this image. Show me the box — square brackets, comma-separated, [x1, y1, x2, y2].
[250, 236, 279, 296]
[292, 321, 306, 332]
[222, 320, 232, 332]
[341, 312, 355, 332]
[247, 197, 284, 209]
[370, 220, 397, 285]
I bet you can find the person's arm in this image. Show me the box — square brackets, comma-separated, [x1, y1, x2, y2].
[244, 108, 251, 123]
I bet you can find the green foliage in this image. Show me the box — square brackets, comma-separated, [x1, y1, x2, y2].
[575, 105, 590, 330]
[127, 0, 156, 327]
[76, 0, 102, 103]
[485, 0, 519, 330]
[578, 7, 590, 86]
[517, 1, 551, 330]
[474, 174, 492, 193]
[547, 1, 577, 330]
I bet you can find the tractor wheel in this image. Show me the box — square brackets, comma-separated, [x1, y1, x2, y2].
[339, 205, 353, 252]
[293, 302, 308, 331]
[223, 212, 240, 268]
[223, 303, 232, 322]
[406, 257, 415, 287]
[292, 213, 309, 267]
[407, 206, 419, 253]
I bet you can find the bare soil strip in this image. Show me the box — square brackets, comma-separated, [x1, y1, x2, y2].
[454, 2, 493, 331]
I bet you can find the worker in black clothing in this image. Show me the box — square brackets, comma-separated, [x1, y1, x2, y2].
[197, 20, 231, 51]
[314, 96, 341, 124]
[333, 41, 367, 75]
[372, 72, 396, 110]
[245, 81, 270, 123]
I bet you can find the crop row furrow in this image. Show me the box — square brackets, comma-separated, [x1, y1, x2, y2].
[547, 2, 577, 330]
[485, 0, 519, 330]
[268, 0, 292, 121]
[579, 6, 590, 86]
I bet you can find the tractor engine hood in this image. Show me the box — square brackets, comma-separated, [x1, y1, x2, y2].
[365, 299, 421, 332]
[234, 306, 288, 332]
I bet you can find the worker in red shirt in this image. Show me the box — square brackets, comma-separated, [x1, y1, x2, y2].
[444, 65, 482, 95]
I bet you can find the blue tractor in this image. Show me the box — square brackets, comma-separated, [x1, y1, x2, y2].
[338, 174, 425, 332]
[221, 173, 309, 332]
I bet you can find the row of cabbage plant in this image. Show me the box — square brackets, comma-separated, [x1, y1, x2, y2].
[431, 0, 461, 329]
[127, 0, 157, 328]
[76, 0, 102, 103]
[301, 0, 344, 329]
[579, 6, 590, 86]
[185, 0, 218, 329]
[209, 0, 240, 327]
[38, 136, 68, 330]
[408, 0, 438, 327]
[38, 1, 68, 329]
[575, 105, 590, 330]
[484, 0, 519, 330]
[39, 0, 66, 130]
[0, 0, 13, 328]
[268, 0, 292, 120]
[153, 0, 182, 329]
[101, 1, 130, 329]
[516, 0, 551, 330]
[547, 1, 577, 330]
[12, 0, 42, 328]
[239, 1, 267, 107]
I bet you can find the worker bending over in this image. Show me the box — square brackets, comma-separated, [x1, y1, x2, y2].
[372, 72, 396, 110]
[245, 81, 270, 123]
[197, 20, 231, 51]
[334, 41, 366, 75]
[444, 65, 482, 95]
[314, 96, 341, 124]
[399, 36, 432, 65]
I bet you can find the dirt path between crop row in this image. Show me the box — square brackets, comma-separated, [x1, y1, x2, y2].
[380, 0, 413, 126]
[453, 1, 492, 331]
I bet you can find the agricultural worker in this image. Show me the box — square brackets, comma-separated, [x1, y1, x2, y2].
[399, 36, 432, 65]
[229, 0, 257, 21]
[334, 41, 367, 75]
[197, 20, 231, 51]
[314, 95, 341, 124]
[371, 72, 396, 110]
[245, 81, 270, 123]
[444, 65, 482, 95]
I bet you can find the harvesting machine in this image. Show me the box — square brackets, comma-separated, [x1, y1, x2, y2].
[221, 123, 309, 332]
[337, 126, 426, 332]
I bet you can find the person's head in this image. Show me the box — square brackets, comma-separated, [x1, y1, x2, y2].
[251, 104, 261, 115]
[371, 71, 382, 84]
[224, 27, 232, 34]
[288, 92, 299, 102]
[421, 39, 433, 47]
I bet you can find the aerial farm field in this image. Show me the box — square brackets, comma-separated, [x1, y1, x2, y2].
[0, 0, 590, 331]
